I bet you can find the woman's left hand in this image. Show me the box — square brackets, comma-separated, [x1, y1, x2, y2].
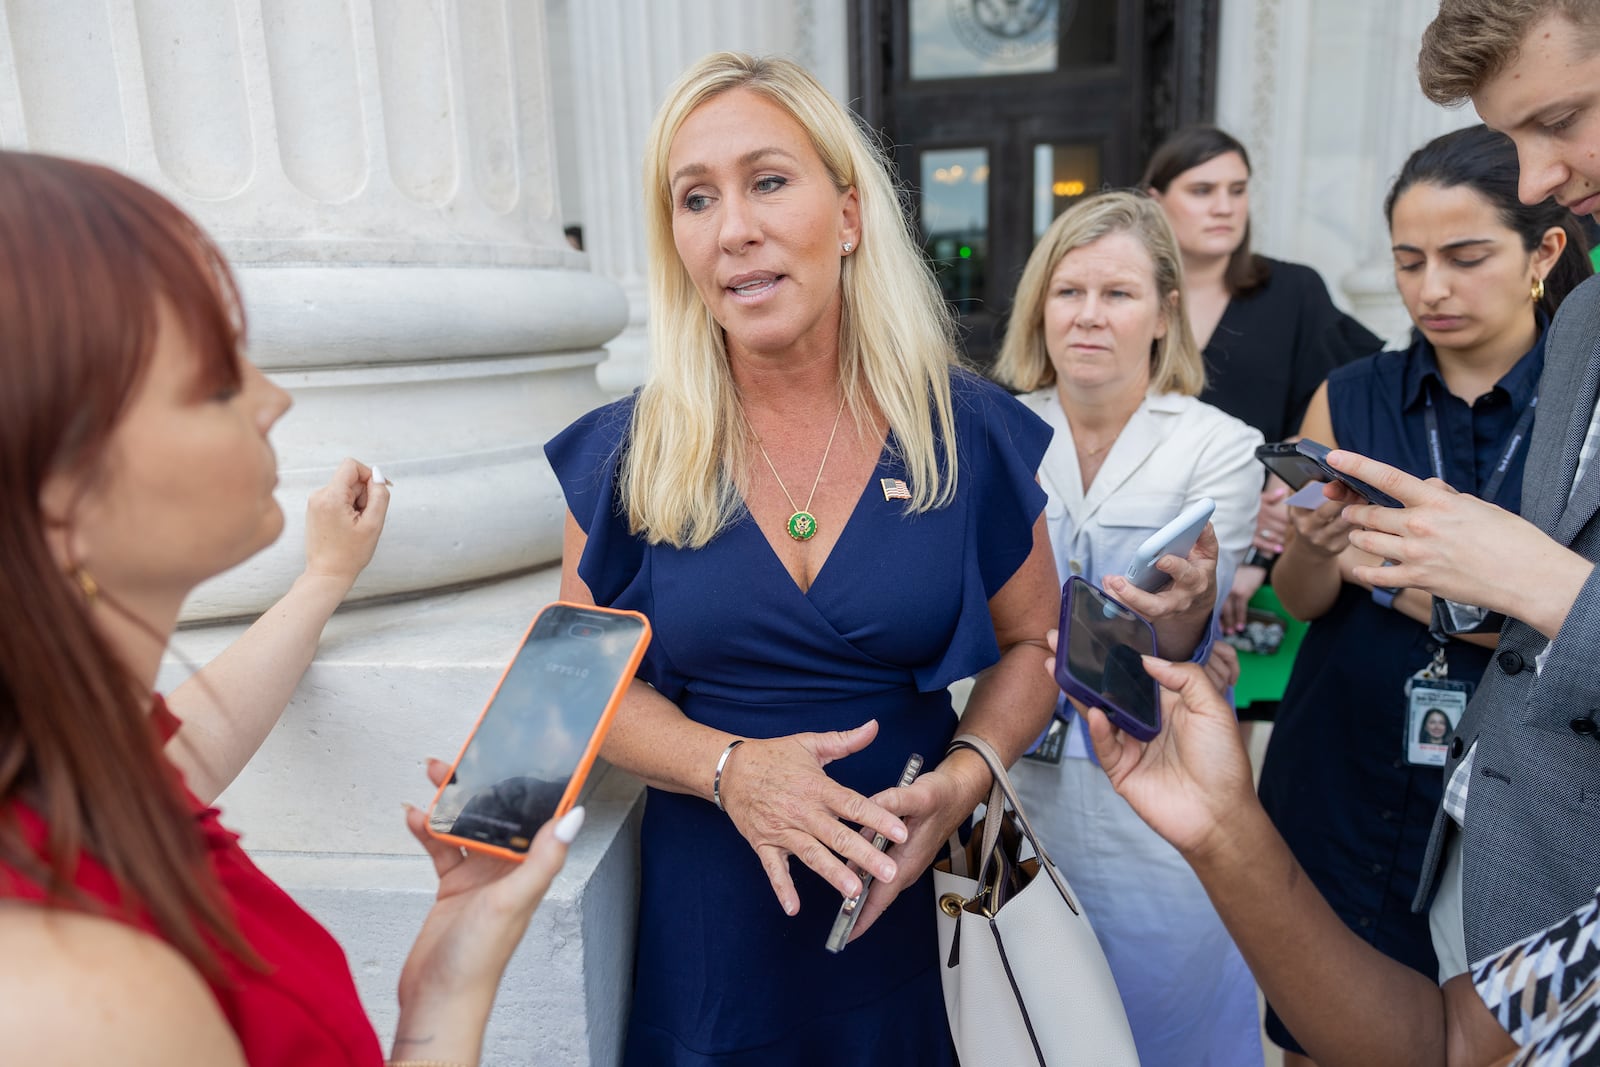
[847, 762, 983, 943]
[1221, 563, 1266, 635]
[397, 758, 574, 1018]
[1253, 477, 1291, 555]
[303, 458, 390, 590]
[1102, 523, 1220, 659]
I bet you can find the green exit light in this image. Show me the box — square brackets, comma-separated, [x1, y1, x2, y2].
[958, 245, 972, 259]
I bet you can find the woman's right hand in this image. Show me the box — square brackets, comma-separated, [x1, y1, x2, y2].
[717, 720, 909, 916]
[1289, 491, 1356, 560]
[302, 457, 390, 590]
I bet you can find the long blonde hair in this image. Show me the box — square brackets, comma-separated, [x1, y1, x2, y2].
[622, 52, 961, 548]
[993, 190, 1205, 397]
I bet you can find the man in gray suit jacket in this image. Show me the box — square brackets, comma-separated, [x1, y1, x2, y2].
[1331, 0, 1600, 977]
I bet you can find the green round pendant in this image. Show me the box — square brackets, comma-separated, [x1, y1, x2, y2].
[787, 511, 818, 541]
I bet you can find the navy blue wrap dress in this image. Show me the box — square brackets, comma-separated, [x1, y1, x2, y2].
[544, 369, 1050, 1065]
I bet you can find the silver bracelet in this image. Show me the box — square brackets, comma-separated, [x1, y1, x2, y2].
[712, 738, 746, 813]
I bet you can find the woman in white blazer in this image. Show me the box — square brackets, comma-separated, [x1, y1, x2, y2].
[993, 191, 1264, 1067]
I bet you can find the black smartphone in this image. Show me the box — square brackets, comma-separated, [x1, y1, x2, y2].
[426, 602, 651, 860]
[1255, 439, 1403, 508]
[1054, 577, 1162, 742]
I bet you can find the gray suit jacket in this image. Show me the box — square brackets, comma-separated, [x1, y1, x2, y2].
[1413, 273, 1600, 961]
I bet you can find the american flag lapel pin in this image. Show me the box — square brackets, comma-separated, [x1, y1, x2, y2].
[880, 477, 911, 501]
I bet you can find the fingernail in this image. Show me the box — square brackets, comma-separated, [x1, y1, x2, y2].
[1141, 654, 1172, 667]
[847, 879, 862, 898]
[370, 465, 388, 486]
[553, 805, 586, 843]
[881, 861, 897, 881]
[785, 897, 798, 916]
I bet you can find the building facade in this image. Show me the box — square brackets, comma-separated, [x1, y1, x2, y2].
[0, 2, 1471, 1062]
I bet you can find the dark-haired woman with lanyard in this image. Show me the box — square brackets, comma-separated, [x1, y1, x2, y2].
[1257, 124, 1592, 1067]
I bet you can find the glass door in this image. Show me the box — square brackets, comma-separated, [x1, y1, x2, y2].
[852, 0, 1219, 364]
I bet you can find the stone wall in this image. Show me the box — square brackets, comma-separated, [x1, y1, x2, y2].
[1214, 0, 1477, 343]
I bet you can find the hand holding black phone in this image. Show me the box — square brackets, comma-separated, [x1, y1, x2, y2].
[1255, 439, 1403, 508]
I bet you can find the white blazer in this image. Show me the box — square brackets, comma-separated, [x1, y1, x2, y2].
[1020, 388, 1264, 613]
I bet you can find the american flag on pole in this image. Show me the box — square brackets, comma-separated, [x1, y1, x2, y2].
[880, 478, 911, 501]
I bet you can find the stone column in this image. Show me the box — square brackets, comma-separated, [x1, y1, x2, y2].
[2, 0, 624, 615]
[0, 2, 632, 1063]
[558, 0, 849, 395]
[1335, 1, 1479, 343]
[1214, 0, 1473, 342]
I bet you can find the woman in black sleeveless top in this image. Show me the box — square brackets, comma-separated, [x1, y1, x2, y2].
[1258, 125, 1592, 1066]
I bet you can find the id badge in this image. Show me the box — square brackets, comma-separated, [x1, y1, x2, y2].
[1022, 716, 1067, 765]
[1405, 679, 1471, 767]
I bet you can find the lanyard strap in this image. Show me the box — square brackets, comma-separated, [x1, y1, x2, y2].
[1422, 388, 1537, 506]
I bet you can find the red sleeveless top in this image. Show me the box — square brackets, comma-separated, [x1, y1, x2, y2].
[0, 697, 383, 1065]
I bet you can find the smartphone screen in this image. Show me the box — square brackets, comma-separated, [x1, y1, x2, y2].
[427, 604, 648, 855]
[1255, 443, 1327, 491]
[1060, 580, 1161, 733]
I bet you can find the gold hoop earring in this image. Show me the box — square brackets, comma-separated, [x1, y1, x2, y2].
[1532, 277, 1546, 303]
[71, 567, 99, 606]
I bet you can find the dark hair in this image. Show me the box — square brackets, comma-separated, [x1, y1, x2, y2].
[1419, 708, 1452, 743]
[1141, 125, 1272, 298]
[0, 151, 256, 976]
[1384, 124, 1592, 320]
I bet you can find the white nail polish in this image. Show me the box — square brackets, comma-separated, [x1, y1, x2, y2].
[370, 465, 387, 486]
[553, 805, 586, 843]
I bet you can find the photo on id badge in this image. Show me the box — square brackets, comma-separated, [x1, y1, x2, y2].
[1406, 683, 1469, 767]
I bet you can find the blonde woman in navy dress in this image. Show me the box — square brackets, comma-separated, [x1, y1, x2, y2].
[545, 53, 1060, 1065]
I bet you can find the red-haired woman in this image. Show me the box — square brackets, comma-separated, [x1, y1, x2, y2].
[0, 151, 573, 1065]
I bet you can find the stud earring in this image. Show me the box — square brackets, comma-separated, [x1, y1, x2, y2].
[70, 566, 99, 606]
[842, 242, 854, 254]
[1532, 276, 1546, 303]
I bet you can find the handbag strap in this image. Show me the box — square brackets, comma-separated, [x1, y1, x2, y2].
[944, 778, 1002, 880]
[947, 733, 1081, 915]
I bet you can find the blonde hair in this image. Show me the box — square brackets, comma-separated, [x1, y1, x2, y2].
[622, 52, 961, 548]
[992, 190, 1205, 398]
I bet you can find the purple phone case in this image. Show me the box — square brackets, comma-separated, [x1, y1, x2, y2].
[1053, 576, 1162, 742]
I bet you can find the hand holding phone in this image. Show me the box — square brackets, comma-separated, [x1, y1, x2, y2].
[426, 602, 650, 860]
[825, 753, 923, 953]
[1055, 577, 1162, 742]
[1124, 498, 1216, 593]
[1256, 439, 1402, 508]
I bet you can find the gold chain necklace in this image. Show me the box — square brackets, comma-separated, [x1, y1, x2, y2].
[1076, 438, 1114, 460]
[744, 393, 847, 542]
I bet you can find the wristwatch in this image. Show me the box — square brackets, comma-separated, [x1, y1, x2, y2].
[1242, 546, 1278, 572]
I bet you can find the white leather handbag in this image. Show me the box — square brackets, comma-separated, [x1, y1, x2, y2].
[932, 734, 1140, 1066]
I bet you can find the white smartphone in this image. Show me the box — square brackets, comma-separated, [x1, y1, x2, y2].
[1123, 497, 1216, 593]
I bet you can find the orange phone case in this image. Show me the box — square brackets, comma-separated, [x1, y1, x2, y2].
[425, 601, 651, 861]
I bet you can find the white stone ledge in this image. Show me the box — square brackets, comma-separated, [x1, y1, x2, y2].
[252, 765, 643, 1066]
